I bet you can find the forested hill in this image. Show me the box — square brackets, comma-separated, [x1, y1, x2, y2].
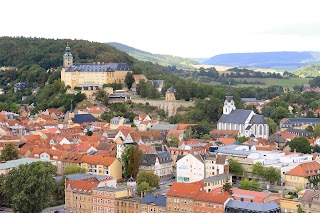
[203, 51, 320, 70]
[108, 42, 199, 68]
[292, 63, 320, 77]
[0, 37, 135, 69]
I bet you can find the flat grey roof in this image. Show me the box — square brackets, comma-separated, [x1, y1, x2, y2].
[202, 174, 232, 183]
[0, 158, 52, 170]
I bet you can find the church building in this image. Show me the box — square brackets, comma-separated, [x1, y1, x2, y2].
[217, 89, 269, 140]
[60, 45, 132, 89]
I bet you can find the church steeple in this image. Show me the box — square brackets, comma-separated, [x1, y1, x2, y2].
[223, 82, 236, 114]
[63, 43, 73, 68]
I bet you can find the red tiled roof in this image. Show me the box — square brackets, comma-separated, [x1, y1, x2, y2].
[195, 190, 230, 203]
[177, 123, 197, 130]
[286, 161, 320, 177]
[218, 138, 235, 145]
[167, 182, 204, 198]
[66, 178, 99, 192]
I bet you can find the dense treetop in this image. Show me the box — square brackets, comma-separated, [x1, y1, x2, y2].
[0, 36, 134, 69]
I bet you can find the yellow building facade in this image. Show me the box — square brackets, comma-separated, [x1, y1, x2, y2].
[280, 198, 300, 213]
[61, 45, 132, 89]
[79, 155, 123, 181]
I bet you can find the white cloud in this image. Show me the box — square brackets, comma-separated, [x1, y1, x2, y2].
[1, 0, 320, 57]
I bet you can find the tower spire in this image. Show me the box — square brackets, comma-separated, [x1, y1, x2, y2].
[228, 82, 231, 95]
[70, 100, 73, 112]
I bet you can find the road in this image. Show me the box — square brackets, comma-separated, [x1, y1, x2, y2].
[153, 177, 176, 195]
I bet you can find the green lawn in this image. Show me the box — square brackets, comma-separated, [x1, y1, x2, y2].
[233, 77, 309, 89]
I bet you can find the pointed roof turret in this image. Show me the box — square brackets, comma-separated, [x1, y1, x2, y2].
[166, 85, 175, 93]
[226, 82, 233, 101]
[64, 43, 72, 57]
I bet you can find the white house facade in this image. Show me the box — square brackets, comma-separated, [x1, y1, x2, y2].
[176, 153, 205, 183]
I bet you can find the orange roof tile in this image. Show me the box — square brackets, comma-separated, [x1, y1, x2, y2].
[218, 137, 235, 145]
[177, 123, 197, 130]
[167, 182, 203, 198]
[195, 190, 230, 203]
[66, 178, 99, 192]
[286, 161, 320, 177]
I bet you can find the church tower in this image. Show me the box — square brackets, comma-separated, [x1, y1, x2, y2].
[165, 85, 176, 101]
[63, 43, 73, 68]
[223, 83, 236, 114]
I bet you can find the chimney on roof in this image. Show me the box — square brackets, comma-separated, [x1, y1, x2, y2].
[97, 62, 100, 65]
[294, 149, 296, 153]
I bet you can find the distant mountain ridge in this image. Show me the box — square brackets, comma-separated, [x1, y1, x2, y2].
[203, 51, 320, 70]
[108, 42, 199, 68]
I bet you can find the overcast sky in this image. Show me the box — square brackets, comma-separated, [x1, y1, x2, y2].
[1, 0, 320, 57]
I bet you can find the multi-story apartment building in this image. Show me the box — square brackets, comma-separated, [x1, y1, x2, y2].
[166, 182, 230, 213]
[79, 155, 122, 181]
[65, 177, 100, 213]
[61, 45, 132, 89]
[140, 151, 173, 178]
[176, 153, 229, 183]
[116, 197, 140, 213]
[285, 161, 320, 189]
[91, 186, 133, 213]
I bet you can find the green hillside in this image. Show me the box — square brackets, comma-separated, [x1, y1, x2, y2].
[108, 42, 199, 68]
[0, 37, 135, 69]
[292, 63, 320, 77]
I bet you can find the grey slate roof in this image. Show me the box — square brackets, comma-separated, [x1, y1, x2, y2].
[150, 124, 178, 131]
[287, 128, 313, 136]
[141, 193, 166, 207]
[140, 152, 172, 166]
[0, 158, 51, 170]
[66, 173, 112, 181]
[218, 110, 253, 124]
[250, 115, 267, 124]
[166, 86, 175, 93]
[284, 118, 320, 124]
[225, 200, 280, 212]
[202, 174, 232, 183]
[66, 63, 131, 72]
[72, 114, 97, 124]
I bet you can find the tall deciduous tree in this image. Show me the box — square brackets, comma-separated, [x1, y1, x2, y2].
[0, 143, 19, 161]
[251, 162, 265, 180]
[124, 72, 135, 90]
[265, 118, 277, 135]
[137, 171, 160, 189]
[137, 182, 152, 195]
[0, 174, 6, 207]
[168, 136, 179, 148]
[314, 123, 320, 137]
[5, 161, 57, 213]
[122, 145, 143, 179]
[287, 137, 312, 154]
[63, 165, 86, 175]
[222, 179, 233, 194]
[239, 178, 260, 191]
[229, 159, 245, 176]
[264, 167, 281, 183]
